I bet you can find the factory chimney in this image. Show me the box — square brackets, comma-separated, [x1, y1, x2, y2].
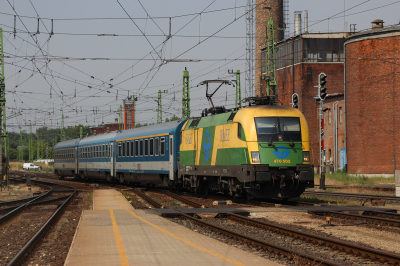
[304, 10, 309, 33]
[294, 11, 302, 35]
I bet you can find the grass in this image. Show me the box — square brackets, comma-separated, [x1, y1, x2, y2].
[88, 191, 93, 199]
[314, 171, 395, 186]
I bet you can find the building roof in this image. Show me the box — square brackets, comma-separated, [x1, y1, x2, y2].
[90, 122, 119, 129]
[345, 24, 400, 43]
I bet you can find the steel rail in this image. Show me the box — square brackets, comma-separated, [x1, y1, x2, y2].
[226, 212, 400, 265]
[364, 211, 400, 221]
[163, 191, 205, 208]
[7, 189, 76, 266]
[0, 188, 53, 225]
[180, 213, 340, 266]
[303, 190, 400, 202]
[311, 211, 400, 227]
[132, 189, 163, 208]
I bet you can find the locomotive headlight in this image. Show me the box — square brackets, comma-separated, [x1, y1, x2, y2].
[251, 151, 260, 163]
[303, 151, 310, 162]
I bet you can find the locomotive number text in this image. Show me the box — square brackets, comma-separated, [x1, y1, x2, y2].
[274, 159, 291, 164]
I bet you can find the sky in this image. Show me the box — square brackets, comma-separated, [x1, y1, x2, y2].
[1, 0, 399, 134]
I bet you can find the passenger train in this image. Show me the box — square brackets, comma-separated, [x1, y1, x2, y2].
[54, 105, 314, 199]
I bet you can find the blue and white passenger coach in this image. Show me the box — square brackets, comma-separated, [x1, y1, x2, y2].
[77, 131, 119, 181]
[114, 120, 187, 185]
[54, 138, 81, 177]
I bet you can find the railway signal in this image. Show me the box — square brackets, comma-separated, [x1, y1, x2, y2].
[318, 73, 327, 101]
[291, 93, 299, 109]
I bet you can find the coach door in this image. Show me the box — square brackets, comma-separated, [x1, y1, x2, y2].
[110, 142, 115, 177]
[75, 147, 78, 174]
[169, 135, 174, 180]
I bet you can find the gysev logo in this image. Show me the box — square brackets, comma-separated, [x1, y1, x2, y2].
[272, 146, 291, 159]
[203, 130, 212, 162]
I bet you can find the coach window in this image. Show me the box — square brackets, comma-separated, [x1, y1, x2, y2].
[135, 140, 139, 156]
[145, 139, 149, 156]
[125, 142, 128, 157]
[123, 142, 126, 157]
[170, 138, 173, 156]
[103, 144, 105, 158]
[140, 140, 143, 156]
[130, 141, 134, 157]
[155, 138, 159, 156]
[150, 139, 154, 156]
[105, 144, 108, 158]
[161, 137, 165, 156]
[118, 143, 121, 157]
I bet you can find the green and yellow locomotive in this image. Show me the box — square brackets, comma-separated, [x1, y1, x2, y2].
[178, 105, 314, 199]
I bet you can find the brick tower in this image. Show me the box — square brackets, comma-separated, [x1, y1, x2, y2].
[255, 0, 284, 97]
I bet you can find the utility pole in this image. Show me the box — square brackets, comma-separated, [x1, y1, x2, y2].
[265, 10, 285, 104]
[80, 127, 82, 139]
[29, 123, 32, 161]
[157, 90, 167, 124]
[0, 28, 5, 189]
[236, 70, 241, 109]
[182, 68, 190, 119]
[61, 113, 65, 141]
[37, 134, 39, 159]
[19, 131, 22, 161]
[119, 105, 123, 130]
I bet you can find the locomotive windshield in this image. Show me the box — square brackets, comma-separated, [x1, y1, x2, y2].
[255, 117, 301, 142]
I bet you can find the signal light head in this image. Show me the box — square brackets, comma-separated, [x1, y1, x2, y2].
[318, 73, 328, 101]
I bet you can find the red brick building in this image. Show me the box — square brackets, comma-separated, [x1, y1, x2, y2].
[261, 33, 347, 172]
[90, 122, 119, 135]
[344, 21, 400, 175]
[255, 0, 284, 97]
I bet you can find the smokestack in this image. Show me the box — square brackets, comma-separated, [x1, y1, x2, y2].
[294, 11, 302, 36]
[304, 10, 309, 33]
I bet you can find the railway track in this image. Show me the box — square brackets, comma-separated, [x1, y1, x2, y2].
[0, 177, 77, 266]
[133, 189, 400, 265]
[303, 190, 400, 203]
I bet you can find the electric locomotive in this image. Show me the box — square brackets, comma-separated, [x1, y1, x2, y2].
[178, 105, 314, 199]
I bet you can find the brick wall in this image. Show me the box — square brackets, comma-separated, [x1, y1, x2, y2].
[345, 35, 400, 174]
[276, 63, 345, 169]
[255, 0, 284, 97]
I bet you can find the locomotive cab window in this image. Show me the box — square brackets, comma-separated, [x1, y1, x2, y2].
[160, 137, 165, 156]
[255, 117, 301, 142]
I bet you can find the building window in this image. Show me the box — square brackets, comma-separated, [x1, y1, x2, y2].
[155, 138, 159, 156]
[140, 140, 143, 156]
[323, 113, 326, 125]
[329, 149, 332, 162]
[145, 139, 149, 156]
[329, 109, 332, 125]
[161, 137, 165, 156]
[339, 107, 343, 124]
[150, 139, 154, 156]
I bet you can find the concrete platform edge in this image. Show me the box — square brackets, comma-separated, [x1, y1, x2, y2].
[64, 210, 84, 266]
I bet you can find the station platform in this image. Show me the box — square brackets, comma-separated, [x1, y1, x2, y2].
[64, 190, 280, 266]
